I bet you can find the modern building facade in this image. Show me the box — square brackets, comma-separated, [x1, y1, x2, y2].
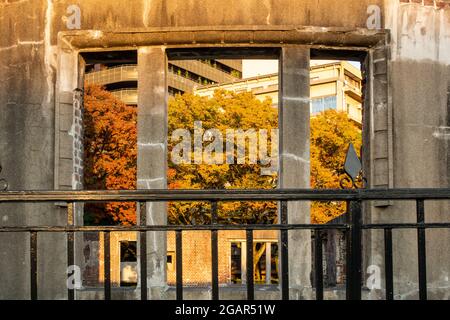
[195, 60, 362, 124]
[85, 59, 243, 103]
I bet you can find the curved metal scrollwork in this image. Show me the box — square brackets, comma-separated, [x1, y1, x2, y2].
[339, 172, 367, 189]
[0, 165, 8, 191]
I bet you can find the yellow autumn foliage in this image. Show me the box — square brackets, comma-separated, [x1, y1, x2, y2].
[83, 85, 361, 226]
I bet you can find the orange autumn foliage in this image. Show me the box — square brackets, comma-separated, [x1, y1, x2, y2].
[82, 85, 360, 226]
[310, 110, 362, 224]
[83, 84, 137, 226]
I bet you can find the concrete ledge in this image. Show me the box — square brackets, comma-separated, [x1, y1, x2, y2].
[74, 285, 349, 300]
[58, 26, 387, 51]
[67, 284, 450, 300]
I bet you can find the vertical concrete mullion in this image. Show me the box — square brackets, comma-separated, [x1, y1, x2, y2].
[280, 46, 312, 299]
[137, 47, 167, 299]
[265, 242, 272, 285]
[241, 241, 247, 285]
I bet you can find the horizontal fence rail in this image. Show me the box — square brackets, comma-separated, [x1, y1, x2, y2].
[2, 188, 450, 202]
[0, 188, 449, 301]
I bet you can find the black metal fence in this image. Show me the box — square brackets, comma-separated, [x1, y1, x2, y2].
[1, 188, 450, 300]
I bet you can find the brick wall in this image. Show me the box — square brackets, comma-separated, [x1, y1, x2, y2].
[166, 230, 278, 286]
[80, 229, 350, 288]
[82, 233, 101, 287]
[399, 0, 450, 9]
[84, 231, 138, 287]
[98, 232, 137, 287]
[71, 88, 84, 190]
[85, 229, 277, 287]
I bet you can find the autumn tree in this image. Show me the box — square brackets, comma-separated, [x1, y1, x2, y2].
[83, 84, 137, 226]
[168, 90, 278, 225]
[82, 84, 360, 228]
[310, 109, 362, 224]
[83, 85, 359, 284]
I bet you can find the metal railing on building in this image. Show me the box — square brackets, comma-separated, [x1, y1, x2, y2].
[85, 65, 138, 86]
[110, 89, 138, 105]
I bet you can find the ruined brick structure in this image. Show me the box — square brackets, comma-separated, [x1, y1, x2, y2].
[1, 0, 450, 300]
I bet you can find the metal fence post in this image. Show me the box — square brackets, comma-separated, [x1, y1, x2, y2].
[211, 201, 219, 300]
[139, 202, 148, 300]
[346, 200, 362, 300]
[416, 199, 427, 300]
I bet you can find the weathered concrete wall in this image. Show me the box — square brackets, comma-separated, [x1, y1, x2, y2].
[364, 0, 450, 299]
[49, 0, 384, 33]
[0, 0, 66, 300]
[1, 0, 450, 300]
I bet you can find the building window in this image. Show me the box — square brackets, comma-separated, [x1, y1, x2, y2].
[310, 96, 337, 114]
[230, 241, 279, 285]
[167, 252, 175, 272]
[119, 241, 137, 287]
[230, 243, 242, 284]
[269, 243, 279, 284]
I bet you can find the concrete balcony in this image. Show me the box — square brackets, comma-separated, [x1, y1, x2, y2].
[107, 72, 201, 105]
[344, 84, 362, 102]
[347, 105, 362, 124]
[85, 62, 237, 91]
[85, 65, 138, 86]
[110, 89, 137, 105]
[85, 65, 205, 98]
[170, 60, 238, 84]
[168, 72, 202, 93]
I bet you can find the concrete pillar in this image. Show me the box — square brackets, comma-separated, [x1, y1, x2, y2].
[336, 64, 345, 112]
[241, 241, 247, 284]
[280, 46, 312, 299]
[266, 243, 272, 285]
[137, 47, 168, 299]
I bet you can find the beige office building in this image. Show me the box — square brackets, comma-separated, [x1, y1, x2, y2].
[195, 60, 362, 124]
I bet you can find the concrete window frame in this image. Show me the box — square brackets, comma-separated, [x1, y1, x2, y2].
[55, 25, 391, 195]
[230, 239, 278, 285]
[54, 26, 391, 299]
